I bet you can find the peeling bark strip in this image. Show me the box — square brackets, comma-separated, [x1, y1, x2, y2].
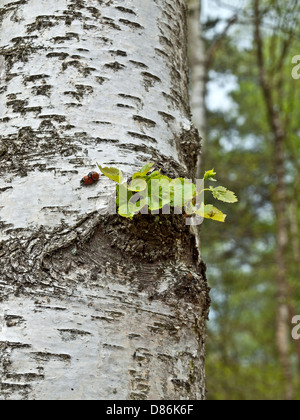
[0, 0, 208, 400]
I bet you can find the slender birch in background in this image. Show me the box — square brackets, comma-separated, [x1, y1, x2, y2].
[187, 0, 206, 141]
[253, 0, 300, 400]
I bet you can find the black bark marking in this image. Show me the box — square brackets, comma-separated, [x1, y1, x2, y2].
[92, 121, 112, 125]
[102, 17, 121, 31]
[129, 60, 149, 69]
[46, 52, 69, 60]
[117, 103, 135, 109]
[155, 48, 169, 59]
[64, 85, 94, 101]
[129, 347, 152, 400]
[128, 333, 141, 340]
[141, 72, 162, 83]
[91, 315, 115, 323]
[104, 62, 126, 71]
[96, 137, 120, 144]
[133, 115, 156, 128]
[159, 35, 173, 49]
[32, 84, 52, 97]
[118, 93, 143, 105]
[24, 74, 50, 83]
[31, 352, 71, 362]
[0, 186, 12, 193]
[119, 19, 143, 29]
[127, 131, 157, 144]
[4, 315, 25, 328]
[103, 343, 125, 350]
[115, 6, 137, 15]
[38, 114, 66, 123]
[109, 50, 128, 57]
[141, 72, 162, 90]
[62, 60, 97, 76]
[158, 111, 175, 123]
[58, 329, 92, 342]
[162, 92, 180, 109]
[95, 76, 108, 85]
[87, 6, 101, 19]
[52, 32, 80, 43]
[35, 305, 67, 311]
[26, 15, 64, 33]
[0, 383, 31, 392]
[0, 341, 31, 350]
[6, 99, 28, 113]
[5, 373, 44, 382]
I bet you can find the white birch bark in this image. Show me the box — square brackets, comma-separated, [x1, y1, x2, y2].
[0, 0, 209, 400]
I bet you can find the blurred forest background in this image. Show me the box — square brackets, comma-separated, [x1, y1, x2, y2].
[188, 0, 300, 400]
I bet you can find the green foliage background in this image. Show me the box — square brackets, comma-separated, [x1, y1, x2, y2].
[200, 0, 300, 400]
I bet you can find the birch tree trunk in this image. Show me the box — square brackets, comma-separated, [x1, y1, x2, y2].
[0, 0, 209, 400]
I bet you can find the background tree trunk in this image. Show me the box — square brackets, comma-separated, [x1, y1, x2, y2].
[0, 0, 209, 400]
[253, 0, 294, 400]
[187, 0, 206, 179]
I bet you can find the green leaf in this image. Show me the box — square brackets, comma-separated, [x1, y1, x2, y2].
[185, 200, 198, 215]
[170, 178, 184, 207]
[97, 164, 124, 184]
[169, 178, 197, 207]
[148, 177, 171, 211]
[182, 181, 197, 203]
[204, 169, 217, 182]
[118, 204, 135, 219]
[196, 204, 227, 222]
[128, 196, 148, 213]
[128, 178, 147, 192]
[132, 163, 155, 179]
[100, 163, 237, 222]
[117, 183, 132, 207]
[210, 186, 238, 203]
[146, 170, 162, 181]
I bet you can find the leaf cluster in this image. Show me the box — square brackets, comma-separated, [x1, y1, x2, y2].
[97, 163, 238, 222]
